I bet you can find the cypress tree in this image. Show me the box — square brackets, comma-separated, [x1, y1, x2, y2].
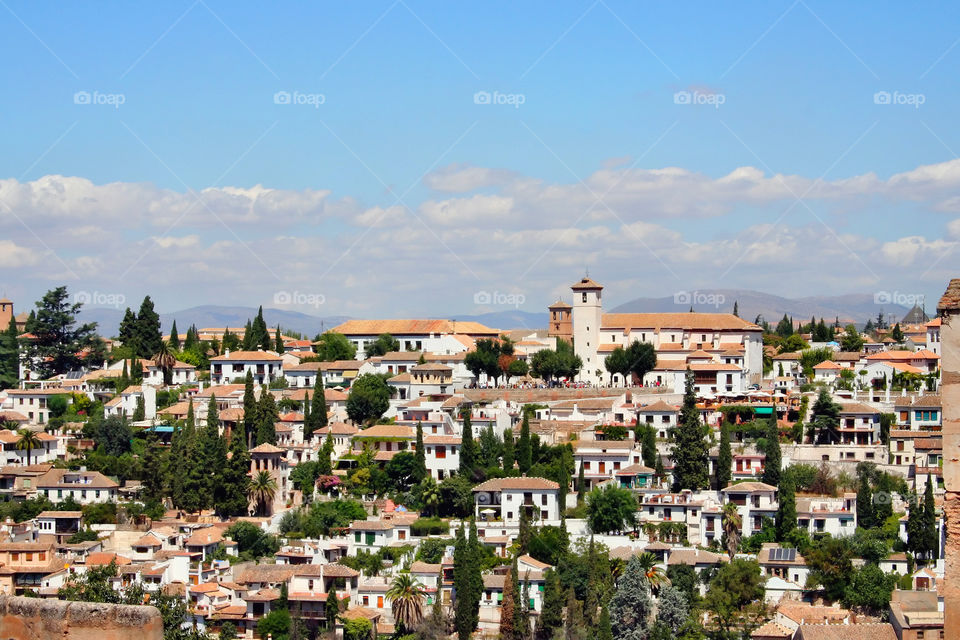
[0, 316, 19, 390]
[609, 555, 652, 639]
[132, 395, 145, 422]
[218, 418, 251, 517]
[517, 412, 532, 473]
[241, 319, 253, 350]
[169, 319, 180, 350]
[922, 476, 938, 561]
[576, 459, 586, 505]
[716, 422, 731, 490]
[326, 586, 340, 628]
[502, 428, 515, 473]
[596, 606, 613, 640]
[907, 491, 923, 559]
[256, 387, 279, 445]
[761, 419, 781, 487]
[500, 561, 517, 640]
[306, 377, 327, 439]
[775, 472, 797, 542]
[141, 432, 167, 503]
[856, 475, 875, 530]
[414, 421, 427, 483]
[453, 524, 473, 640]
[459, 410, 476, 479]
[302, 391, 311, 438]
[178, 400, 205, 512]
[655, 453, 665, 487]
[200, 394, 227, 508]
[183, 324, 199, 351]
[732, 301, 739, 318]
[275, 326, 284, 353]
[320, 433, 335, 475]
[118, 360, 130, 393]
[536, 569, 563, 640]
[243, 371, 256, 448]
[468, 519, 483, 624]
[518, 576, 531, 640]
[640, 423, 656, 468]
[671, 369, 709, 491]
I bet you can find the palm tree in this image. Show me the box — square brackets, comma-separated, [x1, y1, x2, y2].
[15, 429, 42, 466]
[636, 551, 669, 591]
[248, 471, 278, 517]
[722, 502, 742, 560]
[154, 341, 177, 386]
[386, 573, 427, 633]
[418, 477, 441, 517]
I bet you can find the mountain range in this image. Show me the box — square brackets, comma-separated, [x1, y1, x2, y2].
[75, 289, 919, 338]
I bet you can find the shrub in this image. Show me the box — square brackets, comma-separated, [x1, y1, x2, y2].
[410, 517, 449, 536]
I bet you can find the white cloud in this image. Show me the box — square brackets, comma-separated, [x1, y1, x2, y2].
[881, 235, 956, 266]
[0, 240, 41, 268]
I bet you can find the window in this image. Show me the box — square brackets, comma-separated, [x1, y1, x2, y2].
[362, 596, 369, 606]
[436, 446, 446, 459]
[541, 494, 548, 506]
[582, 293, 587, 303]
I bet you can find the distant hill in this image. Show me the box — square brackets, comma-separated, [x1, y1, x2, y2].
[78, 305, 349, 339]
[455, 310, 549, 332]
[609, 289, 914, 325]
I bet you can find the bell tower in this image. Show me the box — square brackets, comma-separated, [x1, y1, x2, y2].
[571, 276, 603, 381]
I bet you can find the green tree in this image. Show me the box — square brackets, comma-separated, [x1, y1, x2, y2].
[168, 319, 180, 350]
[255, 388, 279, 445]
[0, 315, 20, 389]
[716, 422, 731, 490]
[313, 331, 357, 361]
[459, 410, 477, 479]
[517, 412, 532, 473]
[809, 388, 841, 444]
[199, 394, 227, 508]
[23, 287, 99, 377]
[807, 537, 854, 602]
[671, 369, 710, 491]
[453, 523, 480, 640]
[761, 419, 781, 487]
[133, 295, 162, 359]
[257, 608, 291, 640]
[922, 476, 938, 562]
[626, 340, 657, 383]
[775, 472, 797, 542]
[386, 572, 427, 634]
[346, 374, 390, 424]
[274, 326, 284, 353]
[703, 559, 766, 638]
[891, 323, 904, 343]
[500, 560, 517, 640]
[604, 346, 631, 385]
[365, 333, 400, 358]
[248, 470, 278, 517]
[15, 429, 42, 466]
[502, 428, 515, 473]
[217, 421, 251, 517]
[305, 378, 328, 439]
[655, 586, 689, 634]
[538, 568, 564, 640]
[856, 474, 875, 530]
[132, 395, 145, 422]
[414, 421, 428, 483]
[840, 324, 864, 352]
[639, 423, 657, 469]
[609, 554, 652, 640]
[242, 371, 256, 448]
[587, 484, 637, 534]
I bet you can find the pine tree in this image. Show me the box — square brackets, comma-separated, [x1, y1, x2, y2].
[502, 428, 515, 473]
[775, 472, 796, 542]
[168, 319, 180, 350]
[716, 422, 731, 490]
[517, 412, 532, 473]
[609, 554, 652, 639]
[414, 421, 427, 483]
[135, 295, 162, 358]
[256, 387, 279, 445]
[459, 410, 476, 479]
[243, 371, 256, 449]
[671, 369, 709, 491]
[118, 307, 138, 353]
[856, 475, 875, 530]
[761, 419, 781, 487]
[922, 476, 938, 562]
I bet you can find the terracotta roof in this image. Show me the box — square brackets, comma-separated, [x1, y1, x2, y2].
[332, 319, 499, 337]
[249, 443, 284, 454]
[615, 463, 654, 476]
[37, 469, 118, 489]
[938, 278, 960, 311]
[314, 563, 360, 578]
[570, 277, 603, 291]
[792, 623, 895, 640]
[351, 519, 394, 531]
[667, 549, 724, 566]
[548, 300, 572, 309]
[813, 361, 841, 370]
[839, 402, 879, 415]
[354, 424, 415, 439]
[750, 621, 792, 638]
[721, 481, 777, 493]
[409, 562, 442, 573]
[636, 400, 678, 413]
[210, 351, 282, 361]
[472, 477, 559, 491]
[601, 312, 760, 331]
[85, 552, 132, 566]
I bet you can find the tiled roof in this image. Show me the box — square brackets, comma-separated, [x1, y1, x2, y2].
[332, 319, 499, 337]
[209, 351, 282, 361]
[354, 424, 415, 439]
[472, 477, 559, 491]
[601, 312, 760, 331]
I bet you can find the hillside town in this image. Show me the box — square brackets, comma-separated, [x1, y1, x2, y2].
[0, 276, 954, 640]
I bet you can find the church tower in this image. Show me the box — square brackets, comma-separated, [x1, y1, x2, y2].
[570, 276, 603, 381]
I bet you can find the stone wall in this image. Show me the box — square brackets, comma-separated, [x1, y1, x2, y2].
[0, 595, 163, 640]
[461, 386, 673, 404]
[937, 279, 959, 638]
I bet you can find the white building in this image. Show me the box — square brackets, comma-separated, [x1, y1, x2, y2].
[36, 469, 119, 504]
[472, 477, 561, 526]
[209, 350, 283, 385]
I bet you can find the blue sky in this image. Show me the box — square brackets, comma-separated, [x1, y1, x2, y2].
[1, 1, 958, 320]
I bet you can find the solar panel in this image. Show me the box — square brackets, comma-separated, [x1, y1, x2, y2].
[769, 547, 796, 562]
[783, 548, 796, 562]
[770, 548, 782, 561]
